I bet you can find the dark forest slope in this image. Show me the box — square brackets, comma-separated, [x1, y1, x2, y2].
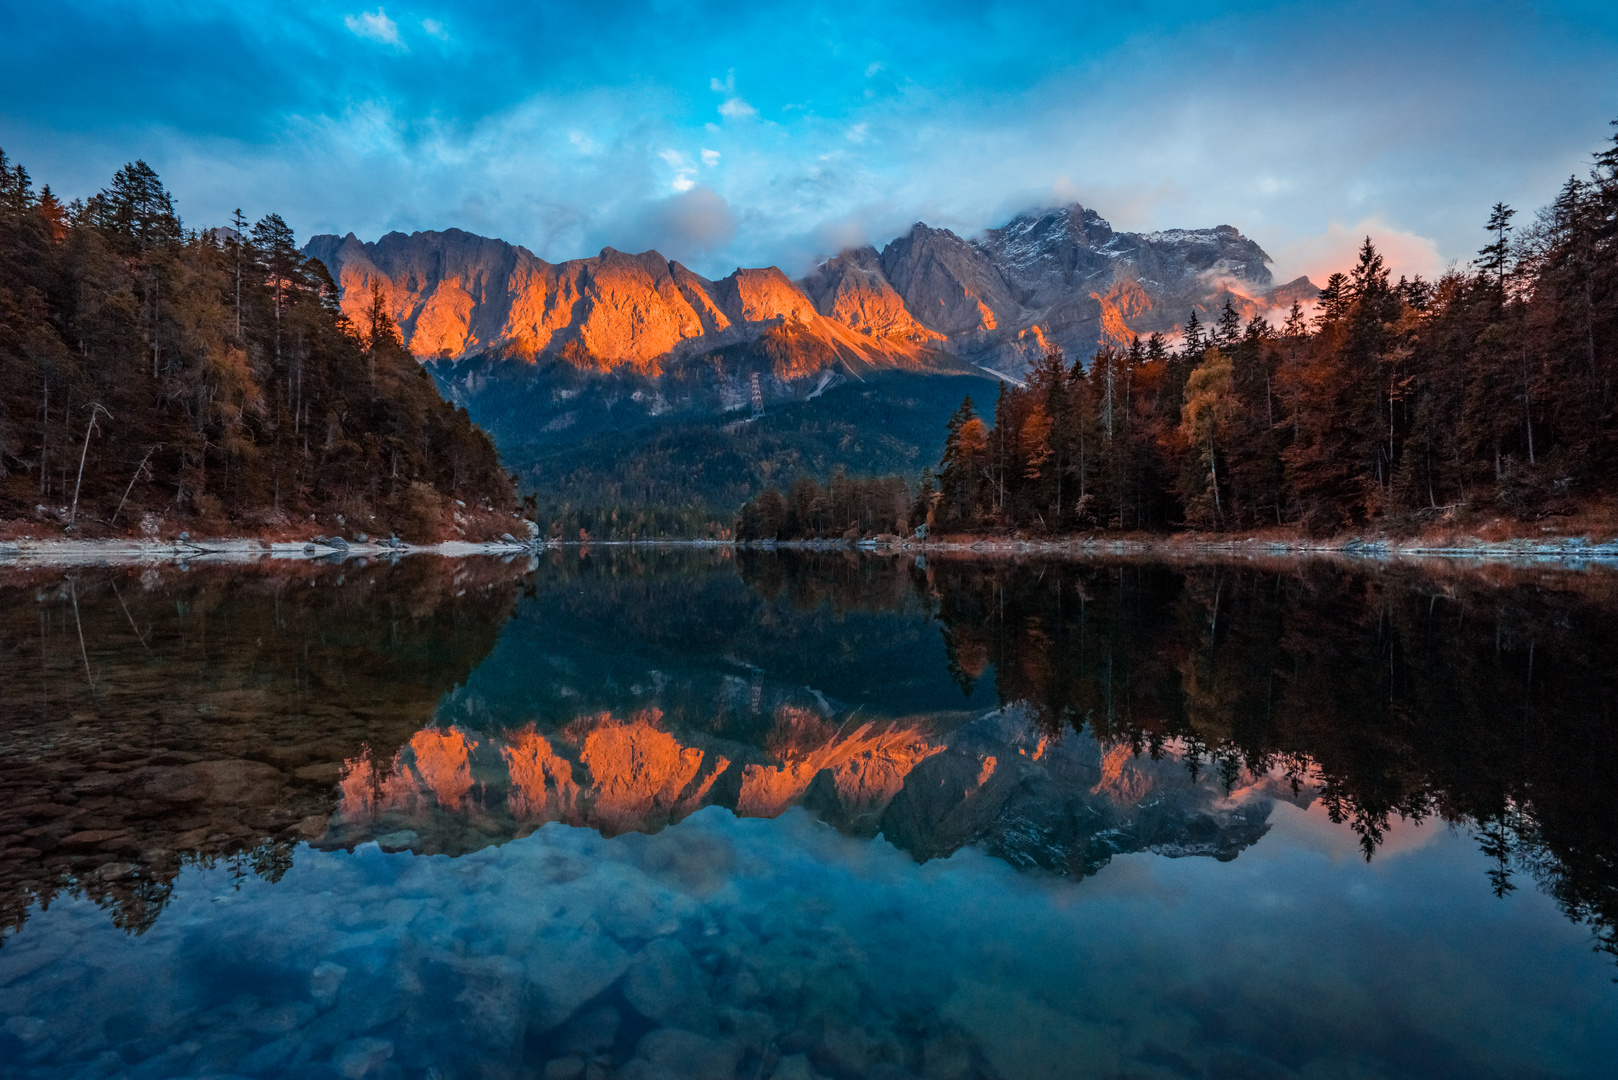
[0, 153, 514, 540]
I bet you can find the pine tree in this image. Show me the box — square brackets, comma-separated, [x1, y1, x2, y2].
[1283, 300, 1308, 339]
[96, 160, 181, 253]
[1213, 298, 1242, 350]
[1182, 309, 1206, 358]
[1478, 202, 1516, 293]
[936, 396, 988, 529]
[1316, 274, 1349, 322]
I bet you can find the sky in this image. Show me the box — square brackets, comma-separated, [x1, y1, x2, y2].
[2, 1, 1616, 285]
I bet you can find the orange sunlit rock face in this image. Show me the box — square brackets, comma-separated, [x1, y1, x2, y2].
[409, 729, 477, 809]
[305, 211, 1317, 381]
[1090, 743, 1154, 804]
[574, 710, 709, 834]
[311, 230, 937, 378]
[337, 729, 478, 820]
[799, 248, 944, 347]
[501, 727, 580, 822]
[1092, 279, 1155, 349]
[737, 706, 945, 818]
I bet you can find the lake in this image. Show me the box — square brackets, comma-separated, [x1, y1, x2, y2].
[0, 549, 1614, 1080]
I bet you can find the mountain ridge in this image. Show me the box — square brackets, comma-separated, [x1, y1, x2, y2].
[304, 205, 1315, 379]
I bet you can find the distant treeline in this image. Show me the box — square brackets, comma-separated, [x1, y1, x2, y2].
[734, 472, 915, 541]
[0, 151, 513, 538]
[741, 121, 1618, 539]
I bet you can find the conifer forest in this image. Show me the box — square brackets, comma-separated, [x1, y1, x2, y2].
[0, 153, 513, 540]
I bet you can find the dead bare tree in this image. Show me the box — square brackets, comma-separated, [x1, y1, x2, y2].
[68, 403, 113, 528]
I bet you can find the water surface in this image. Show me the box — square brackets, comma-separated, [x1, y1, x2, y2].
[0, 550, 1614, 1079]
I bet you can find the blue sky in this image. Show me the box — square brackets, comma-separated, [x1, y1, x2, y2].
[3, 1, 1616, 283]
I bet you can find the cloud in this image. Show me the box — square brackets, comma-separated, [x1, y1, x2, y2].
[627, 186, 738, 260]
[701, 148, 720, 167]
[711, 69, 756, 121]
[421, 19, 449, 41]
[344, 9, 402, 48]
[1271, 219, 1449, 287]
[659, 149, 697, 192]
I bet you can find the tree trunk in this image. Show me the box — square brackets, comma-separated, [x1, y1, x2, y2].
[39, 377, 48, 494]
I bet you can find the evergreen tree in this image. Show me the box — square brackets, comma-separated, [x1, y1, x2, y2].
[1478, 202, 1517, 293]
[1213, 298, 1243, 350]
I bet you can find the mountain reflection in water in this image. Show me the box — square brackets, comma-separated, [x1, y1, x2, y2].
[0, 549, 1615, 1079]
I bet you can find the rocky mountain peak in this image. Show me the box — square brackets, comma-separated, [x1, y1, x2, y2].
[799, 247, 944, 346]
[878, 223, 1022, 336]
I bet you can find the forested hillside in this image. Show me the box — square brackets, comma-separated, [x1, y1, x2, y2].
[0, 152, 513, 540]
[442, 365, 997, 540]
[741, 123, 1618, 540]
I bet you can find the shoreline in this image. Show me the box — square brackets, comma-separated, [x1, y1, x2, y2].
[3, 530, 1617, 567]
[0, 537, 544, 567]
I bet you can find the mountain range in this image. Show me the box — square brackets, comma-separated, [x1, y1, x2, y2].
[304, 205, 1314, 379]
[302, 207, 1317, 527]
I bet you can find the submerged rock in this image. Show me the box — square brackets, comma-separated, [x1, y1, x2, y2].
[551, 1005, 621, 1055]
[451, 954, 528, 1049]
[542, 1055, 586, 1080]
[526, 933, 631, 1031]
[624, 1028, 742, 1080]
[331, 1036, 393, 1078]
[768, 1053, 820, 1080]
[623, 938, 711, 1025]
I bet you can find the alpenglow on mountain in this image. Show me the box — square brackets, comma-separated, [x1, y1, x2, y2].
[303, 205, 1315, 379]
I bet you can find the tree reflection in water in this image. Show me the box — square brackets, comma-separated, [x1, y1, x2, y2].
[739, 550, 1618, 965]
[0, 557, 524, 936]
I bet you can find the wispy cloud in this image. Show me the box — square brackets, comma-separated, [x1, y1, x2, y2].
[344, 8, 403, 48]
[711, 69, 756, 121]
[421, 18, 449, 41]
